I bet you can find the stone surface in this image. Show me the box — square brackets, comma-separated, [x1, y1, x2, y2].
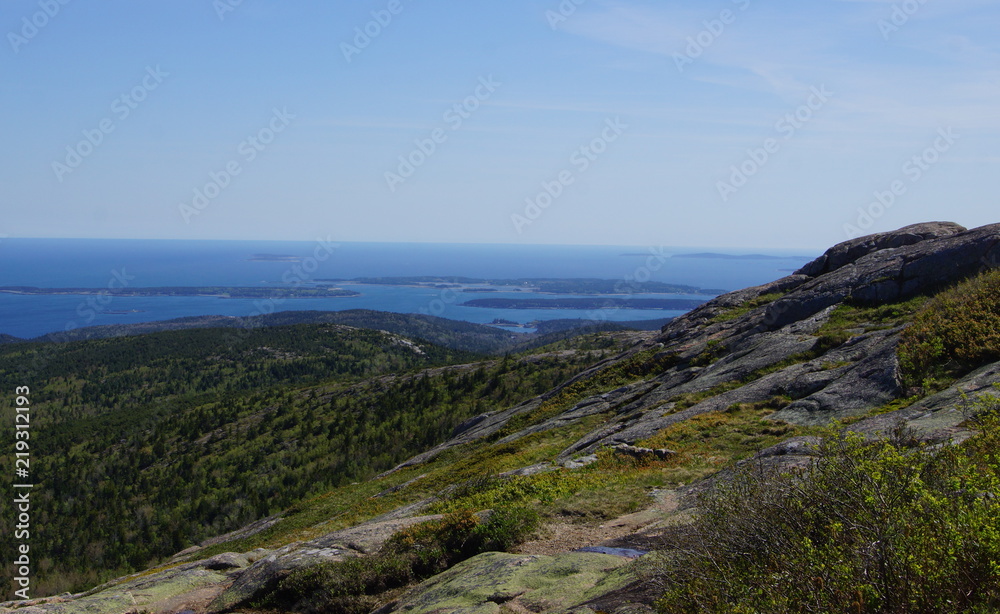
[380, 551, 634, 614]
[206, 513, 445, 613]
[796, 222, 966, 277]
[0, 567, 231, 614]
[848, 360, 1000, 442]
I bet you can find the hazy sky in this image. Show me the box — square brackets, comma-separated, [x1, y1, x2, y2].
[1, 0, 997, 248]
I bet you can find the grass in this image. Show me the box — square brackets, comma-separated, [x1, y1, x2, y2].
[835, 395, 923, 427]
[191, 291, 925, 564]
[816, 295, 929, 349]
[709, 292, 786, 324]
[639, 398, 815, 467]
[690, 339, 728, 367]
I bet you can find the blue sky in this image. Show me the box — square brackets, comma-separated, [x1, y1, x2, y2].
[1, 0, 997, 248]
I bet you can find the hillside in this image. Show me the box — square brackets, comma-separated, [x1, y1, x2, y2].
[4, 222, 1000, 614]
[0, 322, 636, 594]
[28, 310, 521, 355]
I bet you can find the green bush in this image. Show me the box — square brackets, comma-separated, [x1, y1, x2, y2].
[469, 505, 540, 552]
[899, 269, 1000, 387]
[654, 411, 1000, 614]
[272, 506, 539, 613]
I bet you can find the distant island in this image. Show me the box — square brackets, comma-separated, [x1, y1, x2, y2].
[321, 276, 723, 296]
[462, 297, 707, 310]
[247, 254, 303, 262]
[0, 286, 360, 299]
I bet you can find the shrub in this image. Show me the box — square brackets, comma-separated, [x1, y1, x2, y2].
[468, 505, 539, 552]
[272, 506, 539, 613]
[654, 412, 1000, 614]
[899, 269, 1000, 387]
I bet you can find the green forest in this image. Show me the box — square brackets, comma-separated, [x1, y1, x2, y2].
[0, 323, 614, 594]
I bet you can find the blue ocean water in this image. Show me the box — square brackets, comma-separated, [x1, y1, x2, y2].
[0, 239, 817, 339]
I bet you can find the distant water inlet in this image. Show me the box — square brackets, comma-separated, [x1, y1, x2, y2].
[0, 239, 815, 339]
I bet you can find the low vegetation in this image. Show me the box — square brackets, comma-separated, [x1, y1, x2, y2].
[817, 295, 929, 349]
[709, 292, 786, 324]
[654, 394, 1000, 614]
[899, 268, 1000, 388]
[641, 398, 801, 465]
[269, 506, 540, 614]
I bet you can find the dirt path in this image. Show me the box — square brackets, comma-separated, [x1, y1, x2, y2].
[514, 489, 686, 556]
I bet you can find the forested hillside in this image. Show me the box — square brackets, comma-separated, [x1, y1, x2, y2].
[0, 323, 617, 594]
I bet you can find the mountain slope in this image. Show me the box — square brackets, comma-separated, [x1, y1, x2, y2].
[0, 323, 619, 594]
[5, 222, 1000, 614]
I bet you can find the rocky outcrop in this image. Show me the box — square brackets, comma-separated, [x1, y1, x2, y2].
[796, 221, 966, 277]
[762, 222, 999, 329]
[849, 359, 1000, 443]
[378, 551, 635, 614]
[206, 513, 446, 613]
[0, 555, 253, 614]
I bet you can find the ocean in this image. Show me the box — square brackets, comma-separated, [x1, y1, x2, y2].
[0, 239, 816, 339]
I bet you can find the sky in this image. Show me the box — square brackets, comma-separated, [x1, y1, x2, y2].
[1, 0, 997, 249]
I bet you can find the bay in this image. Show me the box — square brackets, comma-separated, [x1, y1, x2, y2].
[0, 239, 816, 339]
